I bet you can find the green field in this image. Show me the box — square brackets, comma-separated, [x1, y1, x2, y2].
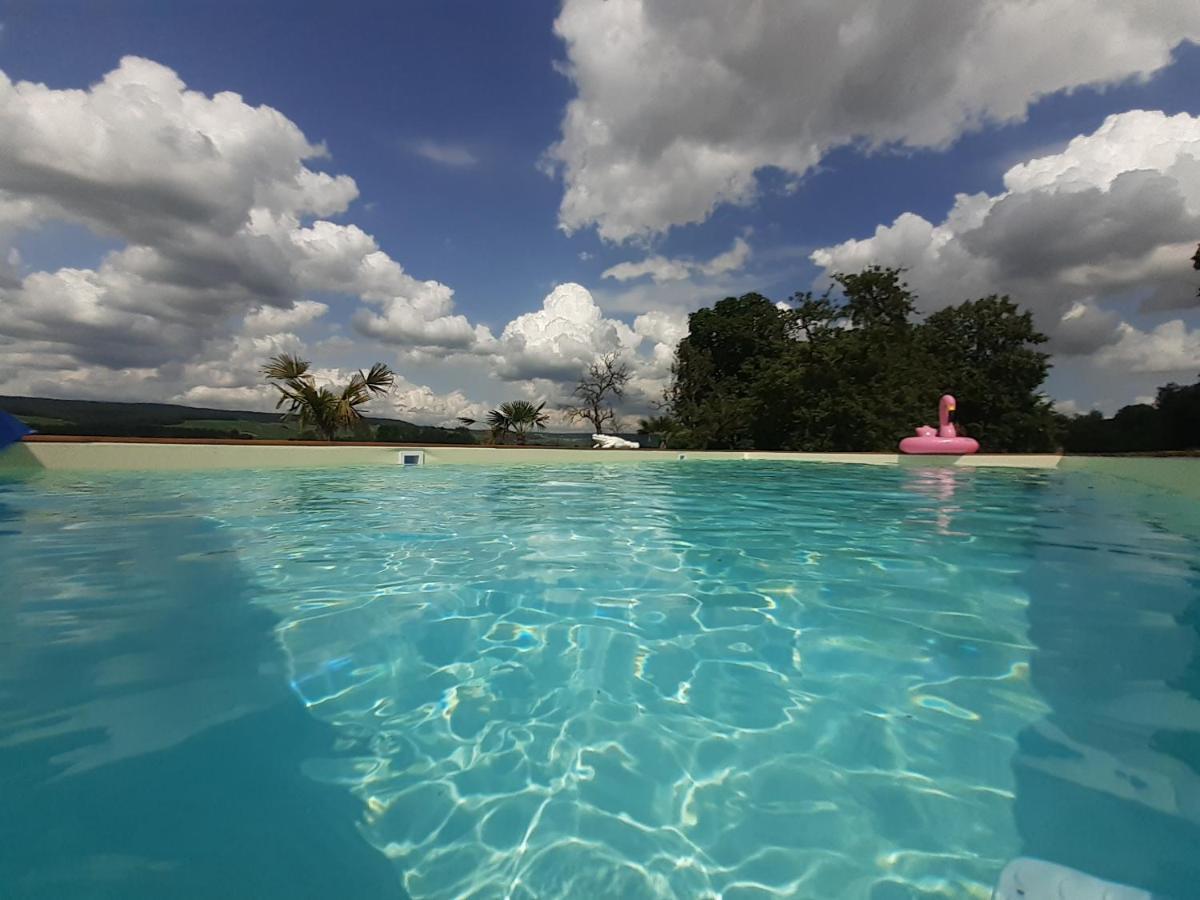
[1, 395, 478, 444]
[14, 416, 70, 428]
[173, 418, 299, 439]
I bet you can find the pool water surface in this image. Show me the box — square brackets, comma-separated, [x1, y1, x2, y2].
[1, 462, 1197, 898]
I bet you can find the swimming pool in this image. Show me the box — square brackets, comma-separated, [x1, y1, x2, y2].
[1, 462, 1197, 898]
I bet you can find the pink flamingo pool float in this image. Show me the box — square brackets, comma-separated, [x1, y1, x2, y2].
[899, 394, 979, 455]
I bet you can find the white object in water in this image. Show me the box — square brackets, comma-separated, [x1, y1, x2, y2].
[592, 434, 639, 449]
[993, 858, 1151, 900]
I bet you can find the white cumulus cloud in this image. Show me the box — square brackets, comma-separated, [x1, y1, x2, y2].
[242, 300, 329, 335]
[811, 110, 1200, 355]
[379, 378, 490, 427]
[548, 0, 1200, 240]
[457, 284, 688, 417]
[1095, 320, 1200, 374]
[0, 57, 491, 406]
[491, 282, 639, 381]
[603, 236, 752, 283]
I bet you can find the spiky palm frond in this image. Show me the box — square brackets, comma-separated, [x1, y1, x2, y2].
[359, 362, 395, 397]
[281, 382, 341, 440]
[262, 357, 395, 441]
[261, 353, 311, 381]
[493, 400, 548, 444]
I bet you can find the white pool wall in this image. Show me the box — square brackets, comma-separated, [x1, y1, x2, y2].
[1, 440, 1060, 470]
[2, 439, 1195, 499]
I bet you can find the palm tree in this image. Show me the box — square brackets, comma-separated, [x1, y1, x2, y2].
[475, 400, 548, 445]
[483, 407, 511, 444]
[638, 415, 680, 449]
[261, 353, 395, 441]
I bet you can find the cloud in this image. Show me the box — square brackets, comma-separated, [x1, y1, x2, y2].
[351, 275, 490, 350]
[1095, 320, 1200, 374]
[602, 256, 691, 285]
[1052, 398, 1084, 416]
[631, 308, 687, 350]
[547, 0, 1200, 240]
[0, 58, 696, 423]
[628, 308, 688, 403]
[242, 299, 329, 335]
[1053, 300, 1122, 356]
[173, 351, 498, 427]
[378, 377, 490, 427]
[0, 57, 356, 238]
[439, 283, 684, 418]
[700, 236, 753, 277]
[0, 56, 493, 403]
[408, 139, 478, 168]
[811, 110, 1200, 354]
[490, 282, 639, 381]
[603, 236, 751, 283]
[0, 57, 711, 428]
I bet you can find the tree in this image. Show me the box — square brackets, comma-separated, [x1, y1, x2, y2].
[820, 269, 933, 449]
[565, 354, 630, 433]
[637, 415, 681, 448]
[1156, 377, 1200, 449]
[920, 296, 1057, 452]
[668, 293, 794, 449]
[836, 266, 917, 331]
[376, 422, 476, 445]
[1043, 374, 1200, 453]
[262, 354, 394, 441]
[665, 269, 1060, 452]
[1060, 410, 1114, 453]
[481, 400, 549, 445]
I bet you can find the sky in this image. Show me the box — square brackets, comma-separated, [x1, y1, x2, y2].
[1, 0, 1198, 426]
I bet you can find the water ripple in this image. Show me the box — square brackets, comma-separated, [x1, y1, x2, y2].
[4, 461, 1197, 898]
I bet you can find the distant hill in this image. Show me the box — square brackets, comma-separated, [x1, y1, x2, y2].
[0, 395, 477, 444]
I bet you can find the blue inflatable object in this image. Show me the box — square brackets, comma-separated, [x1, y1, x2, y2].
[0, 409, 33, 450]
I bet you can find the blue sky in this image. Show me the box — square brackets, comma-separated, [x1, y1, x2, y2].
[1, 1, 1198, 422]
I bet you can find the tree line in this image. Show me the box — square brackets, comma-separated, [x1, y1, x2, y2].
[258, 256, 1198, 451]
[1060, 380, 1200, 453]
[662, 267, 1059, 452]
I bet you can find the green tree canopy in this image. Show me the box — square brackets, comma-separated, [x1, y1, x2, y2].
[667, 268, 1057, 452]
[920, 296, 1055, 450]
[1157, 378, 1200, 449]
[669, 293, 792, 449]
[1061, 376, 1200, 452]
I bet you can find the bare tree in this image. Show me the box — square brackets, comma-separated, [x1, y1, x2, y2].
[565, 353, 630, 434]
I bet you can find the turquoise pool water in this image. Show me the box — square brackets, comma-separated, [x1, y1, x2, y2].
[1, 462, 1198, 898]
